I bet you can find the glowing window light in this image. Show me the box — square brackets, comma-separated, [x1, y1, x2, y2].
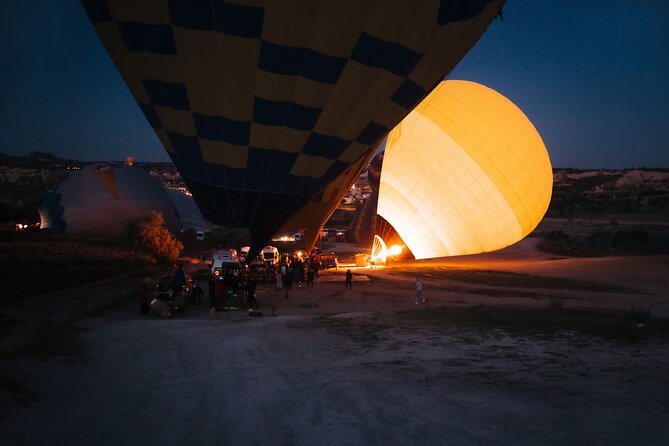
[377, 80, 553, 259]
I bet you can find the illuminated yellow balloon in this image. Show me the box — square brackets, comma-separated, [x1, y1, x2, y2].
[378, 80, 553, 259]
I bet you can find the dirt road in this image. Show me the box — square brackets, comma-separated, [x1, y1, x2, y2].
[3, 304, 669, 445]
[3, 240, 669, 445]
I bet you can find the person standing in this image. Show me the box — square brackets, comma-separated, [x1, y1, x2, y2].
[293, 265, 301, 289]
[282, 270, 290, 299]
[274, 265, 282, 290]
[215, 277, 224, 308]
[276, 265, 286, 290]
[174, 264, 186, 293]
[139, 283, 151, 315]
[306, 267, 314, 287]
[246, 276, 259, 310]
[286, 265, 293, 290]
[345, 269, 353, 290]
[415, 275, 424, 304]
[208, 276, 218, 319]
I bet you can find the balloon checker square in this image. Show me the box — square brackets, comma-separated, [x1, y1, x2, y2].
[81, 0, 505, 257]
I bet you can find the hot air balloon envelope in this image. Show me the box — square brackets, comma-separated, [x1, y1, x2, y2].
[81, 0, 505, 255]
[377, 80, 553, 259]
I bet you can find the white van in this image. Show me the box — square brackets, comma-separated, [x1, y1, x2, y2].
[262, 246, 280, 266]
[213, 248, 238, 263]
[211, 249, 240, 278]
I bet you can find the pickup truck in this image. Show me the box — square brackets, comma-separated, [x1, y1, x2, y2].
[319, 252, 338, 270]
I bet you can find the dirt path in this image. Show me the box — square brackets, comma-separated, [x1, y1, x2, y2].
[2, 304, 669, 445]
[2, 244, 669, 445]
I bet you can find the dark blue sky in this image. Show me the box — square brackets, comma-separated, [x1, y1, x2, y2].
[1, 1, 667, 168]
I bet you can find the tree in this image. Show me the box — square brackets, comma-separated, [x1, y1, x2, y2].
[137, 211, 183, 262]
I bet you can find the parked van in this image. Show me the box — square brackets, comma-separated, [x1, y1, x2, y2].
[211, 249, 240, 278]
[262, 246, 280, 266]
[196, 230, 210, 241]
[293, 232, 304, 241]
[213, 248, 238, 263]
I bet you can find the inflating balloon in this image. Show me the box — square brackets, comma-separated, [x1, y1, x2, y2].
[377, 80, 553, 259]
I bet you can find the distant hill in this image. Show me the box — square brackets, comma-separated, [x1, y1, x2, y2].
[0, 151, 81, 168]
[549, 168, 669, 217]
[1, 151, 667, 224]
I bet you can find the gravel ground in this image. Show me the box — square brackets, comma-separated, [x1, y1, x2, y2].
[2, 307, 668, 446]
[2, 239, 668, 445]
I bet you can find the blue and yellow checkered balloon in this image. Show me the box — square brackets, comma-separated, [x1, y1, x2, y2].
[81, 0, 504, 255]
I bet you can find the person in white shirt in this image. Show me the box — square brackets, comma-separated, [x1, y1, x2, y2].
[415, 275, 424, 304]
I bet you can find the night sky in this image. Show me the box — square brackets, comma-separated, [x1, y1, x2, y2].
[1, 1, 667, 168]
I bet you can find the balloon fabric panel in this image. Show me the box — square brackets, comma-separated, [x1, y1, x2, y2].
[81, 0, 504, 254]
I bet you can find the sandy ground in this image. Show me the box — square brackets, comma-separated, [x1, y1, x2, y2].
[396, 238, 669, 316]
[2, 240, 669, 445]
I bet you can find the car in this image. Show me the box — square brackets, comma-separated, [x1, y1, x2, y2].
[319, 252, 338, 270]
[262, 246, 280, 266]
[211, 249, 240, 278]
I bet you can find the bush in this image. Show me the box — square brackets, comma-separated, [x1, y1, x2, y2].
[137, 211, 183, 262]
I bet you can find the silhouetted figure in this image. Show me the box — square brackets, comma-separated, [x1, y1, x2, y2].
[208, 277, 218, 319]
[139, 283, 151, 315]
[415, 274, 424, 304]
[282, 271, 290, 299]
[307, 268, 314, 287]
[345, 269, 353, 290]
[247, 276, 258, 310]
[174, 264, 186, 292]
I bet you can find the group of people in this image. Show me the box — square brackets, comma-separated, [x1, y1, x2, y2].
[271, 255, 321, 299]
[140, 257, 428, 318]
[207, 267, 259, 319]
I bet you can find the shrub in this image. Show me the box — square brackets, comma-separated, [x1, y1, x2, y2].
[136, 211, 183, 262]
